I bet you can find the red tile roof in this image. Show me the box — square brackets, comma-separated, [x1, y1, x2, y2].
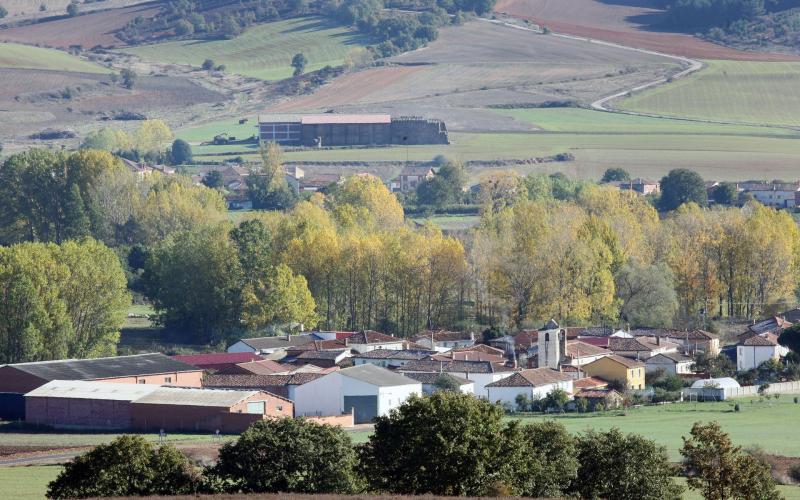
[172, 352, 263, 368]
[216, 359, 290, 375]
[486, 368, 573, 388]
[573, 377, 609, 390]
[453, 344, 506, 356]
[346, 330, 401, 345]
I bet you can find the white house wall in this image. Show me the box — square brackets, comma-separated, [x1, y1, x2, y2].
[737, 345, 789, 371]
[292, 373, 342, 417]
[376, 384, 421, 416]
[487, 379, 573, 406]
[227, 341, 255, 354]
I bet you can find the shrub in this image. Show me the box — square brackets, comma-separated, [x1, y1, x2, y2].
[207, 418, 360, 494]
[734, 403, 741, 412]
[47, 435, 198, 499]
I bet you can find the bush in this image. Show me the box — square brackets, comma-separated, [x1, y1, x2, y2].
[207, 418, 360, 494]
[573, 428, 683, 500]
[358, 391, 527, 496]
[789, 464, 800, 483]
[47, 435, 198, 499]
[734, 403, 741, 412]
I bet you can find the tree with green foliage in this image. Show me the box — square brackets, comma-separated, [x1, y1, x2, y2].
[518, 420, 578, 497]
[573, 428, 683, 500]
[143, 224, 243, 343]
[170, 139, 192, 165]
[202, 59, 215, 70]
[659, 168, 707, 211]
[713, 181, 739, 205]
[292, 52, 308, 76]
[207, 418, 360, 494]
[358, 391, 526, 496]
[240, 263, 317, 331]
[433, 374, 462, 392]
[121, 68, 137, 89]
[47, 435, 198, 499]
[601, 167, 631, 183]
[202, 170, 224, 189]
[247, 142, 298, 210]
[0, 6, 7, 19]
[681, 421, 781, 500]
[616, 262, 678, 328]
[415, 159, 467, 207]
[778, 324, 800, 355]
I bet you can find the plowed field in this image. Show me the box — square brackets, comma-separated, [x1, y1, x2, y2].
[494, 0, 800, 61]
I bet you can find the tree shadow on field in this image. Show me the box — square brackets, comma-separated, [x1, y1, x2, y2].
[594, 0, 676, 33]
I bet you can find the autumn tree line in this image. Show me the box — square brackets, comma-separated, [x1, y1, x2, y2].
[1, 147, 799, 361]
[47, 392, 781, 500]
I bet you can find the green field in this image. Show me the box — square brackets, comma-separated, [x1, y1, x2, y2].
[125, 17, 371, 81]
[510, 396, 800, 461]
[619, 60, 800, 127]
[187, 108, 800, 181]
[176, 116, 260, 144]
[411, 215, 480, 231]
[0, 42, 105, 73]
[0, 466, 62, 500]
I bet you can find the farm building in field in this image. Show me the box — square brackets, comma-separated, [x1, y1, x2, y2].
[0, 354, 203, 420]
[25, 380, 292, 432]
[258, 114, 449, 147]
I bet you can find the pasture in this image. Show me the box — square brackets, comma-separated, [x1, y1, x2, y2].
[619, 60, 800, 127]
[0, 466, 62, 500]
[189, 108, 800, 181]
[0, 42, 105, 73]
[511, 396, 800, 461]
[125, 17, 372, 81]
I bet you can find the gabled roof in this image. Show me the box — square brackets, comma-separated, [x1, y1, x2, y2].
[204, 373, 325, 388]
[576, 388, 621, 399]
[573, 377, 609, 390]
[397, 360, 515, 374]
[301, 114, 391, 125]
[401, 372, 472, 386]
[217, 359, 292, 375]
[430, 351, 505, 363]
[338, 364, 419, 387]
[608, 337, 653, 352]
[352, 349, 433, 360]
[346, 330, 402, 345]
[172, 352, 263, 367]
[133, 387, 260, 407]
[566, 341, 610, 358]
[235, 334, 315, 351]
[486, 368, 572, 388]
[453, 344, 506, 356]
[296, 349, 348, 360]
[287, 339, 348, 352]
[630, 328, 718, 340]
[413, 330, 474, 342]
[586, 354, 644, 369]
[741, 333, 779, 346]
[647, 352, 692, 363]
[748, 317, 793, 336]
[399, 166, 435, 177]
[6, 353, 200, 381]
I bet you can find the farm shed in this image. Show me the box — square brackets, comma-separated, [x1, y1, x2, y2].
[0, 353, 203, 419]
[258, 114, 449, 147]
[293, 364, 422, 424]
[25, 380, 160, 429]
[130, 386, 293, 433]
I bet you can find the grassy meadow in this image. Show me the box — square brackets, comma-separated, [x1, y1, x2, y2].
[125, 17, 371, 81]
[187, 107, 800, 181]
[0, 465, 62, 500]
[619, 60, 800, 127]
[0, 42, 105, 73]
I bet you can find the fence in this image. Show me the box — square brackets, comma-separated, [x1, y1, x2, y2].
[683, 380, 800, 401]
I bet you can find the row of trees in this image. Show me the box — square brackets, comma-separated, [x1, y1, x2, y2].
[0, 239, 130, 363]
[47, 392, 780, 499]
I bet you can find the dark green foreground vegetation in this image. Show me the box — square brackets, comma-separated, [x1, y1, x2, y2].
[45, 393, 781, 499]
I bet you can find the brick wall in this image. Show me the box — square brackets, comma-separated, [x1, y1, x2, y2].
[0, 367, 47, 394]
[25, 397, 132, 429]
[305, 412, 355, 428]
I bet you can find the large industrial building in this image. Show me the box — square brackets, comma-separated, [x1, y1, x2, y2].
[258, 114, 449, 147]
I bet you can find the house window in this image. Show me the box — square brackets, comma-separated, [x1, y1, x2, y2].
[164, 377, 172, 383]
[276, 405, 283, 411]
[138, 380, 146, 384]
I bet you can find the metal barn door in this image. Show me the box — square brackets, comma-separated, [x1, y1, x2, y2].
[343, 395, 378, 424]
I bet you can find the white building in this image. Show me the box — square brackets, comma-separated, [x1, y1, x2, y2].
[413, 330, 476, 352]
[645, 352, 694, 375]
[737, 333, 790, 372]
[351, 349, 433, 368]
[343, 330, 405, 354]
[396, 360, 516, 398]
[486, 368, 574, 407]
[292, 364, 421, 424]
[401, 372, 475, 395]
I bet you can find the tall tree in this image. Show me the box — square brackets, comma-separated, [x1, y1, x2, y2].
[601, 167, 631, 182]
[659, 168, 707, 211]
[291, 53, 308, 76]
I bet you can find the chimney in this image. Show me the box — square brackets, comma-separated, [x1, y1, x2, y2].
[656, 335, 661, 346]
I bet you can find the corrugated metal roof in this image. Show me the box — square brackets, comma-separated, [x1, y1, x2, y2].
[172, 352, 263, 367]
[301, 114, 391, 125]
[132, 387, 257, 407]
[9, 353, 200, 381]
[25, 380, 160, 401]
[339, 364, 419, 387]
[258, 114, 301, 123]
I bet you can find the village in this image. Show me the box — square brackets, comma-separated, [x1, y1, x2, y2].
[3, 309, 798, 433]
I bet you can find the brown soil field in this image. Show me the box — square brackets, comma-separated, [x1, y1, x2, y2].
[0, 3, 161, 48]
[268, 21, 676, 132]
[494, 0, 800, 61]
[0, 68, 226, 146]
[0, 0, 154, 20]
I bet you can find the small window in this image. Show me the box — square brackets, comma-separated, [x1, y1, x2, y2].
[164, 377, 172, 383]
[138, 380, 146, 384]
[276, 405, 283, 411]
